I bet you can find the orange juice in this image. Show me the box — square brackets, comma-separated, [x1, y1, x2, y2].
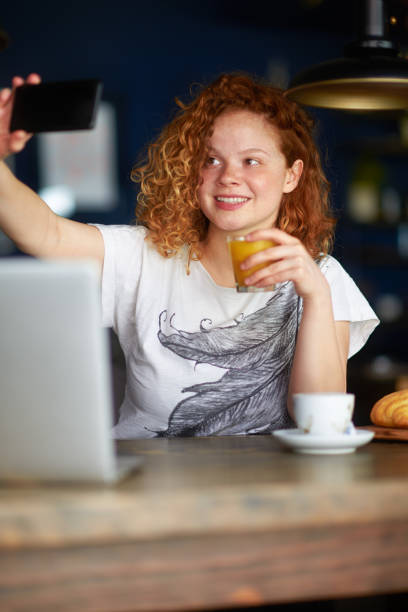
[227, 237, 276, 292]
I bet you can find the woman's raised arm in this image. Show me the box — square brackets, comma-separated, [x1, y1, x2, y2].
[0, 74, 104, 269]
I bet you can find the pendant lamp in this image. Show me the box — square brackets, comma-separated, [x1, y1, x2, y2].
[286, 0, 408, 110]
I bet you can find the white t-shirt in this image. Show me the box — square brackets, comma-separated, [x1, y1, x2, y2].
[95, 224, 379, 439]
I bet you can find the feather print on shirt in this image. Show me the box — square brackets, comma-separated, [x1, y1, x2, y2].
[156, 282, 302, 437]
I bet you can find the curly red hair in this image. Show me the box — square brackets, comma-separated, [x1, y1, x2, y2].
[131, 72, 335, 260]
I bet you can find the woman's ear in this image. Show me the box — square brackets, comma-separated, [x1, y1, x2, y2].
[283, 159, 303, 194]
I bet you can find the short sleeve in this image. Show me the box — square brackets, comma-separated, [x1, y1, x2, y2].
[91, 224, 147, 329]
[319, 255, 380, 358]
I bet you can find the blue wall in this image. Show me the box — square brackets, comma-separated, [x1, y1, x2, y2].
[1, 0, 346, 222]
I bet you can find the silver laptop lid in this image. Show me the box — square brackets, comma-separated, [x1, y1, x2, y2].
[0, 258, 118, 482]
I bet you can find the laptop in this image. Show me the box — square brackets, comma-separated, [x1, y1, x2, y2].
[0, 257, 142, 484]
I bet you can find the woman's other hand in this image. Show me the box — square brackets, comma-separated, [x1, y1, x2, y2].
[0, 73, 41, 159]
[239, 227, 330, 301]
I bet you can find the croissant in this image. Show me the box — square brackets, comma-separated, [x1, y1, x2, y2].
[370, 390, 408, 428]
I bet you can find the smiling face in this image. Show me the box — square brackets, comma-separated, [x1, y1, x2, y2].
[198, 109, 303, 238]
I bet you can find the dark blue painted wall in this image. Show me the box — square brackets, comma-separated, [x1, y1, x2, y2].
[1, 0, 346, 222]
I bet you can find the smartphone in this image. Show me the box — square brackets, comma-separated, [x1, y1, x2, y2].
[10, 79, 103, 133]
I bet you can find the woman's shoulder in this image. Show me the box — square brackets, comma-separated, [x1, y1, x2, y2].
[318, 253, 345, 273]
[317, 253, 357, 285]
[317, 254, 379, 357]
[94, 223, 188, 271]
[318, 253, 367, 298]
[94, 223, 148, 239]
[92, 223, 150, 253]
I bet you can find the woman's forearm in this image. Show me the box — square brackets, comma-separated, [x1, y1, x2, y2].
[287, 287, 349, 418]
[0, 160, 104, 264]
[0, 160, 59, 255]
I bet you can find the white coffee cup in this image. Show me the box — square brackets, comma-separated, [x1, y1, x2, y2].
[293, 393, 355, 436]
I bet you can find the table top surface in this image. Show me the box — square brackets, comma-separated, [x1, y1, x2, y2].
[1, 434, 408, 549]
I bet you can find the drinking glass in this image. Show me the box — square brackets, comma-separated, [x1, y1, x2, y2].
[227, 236, 276, 293]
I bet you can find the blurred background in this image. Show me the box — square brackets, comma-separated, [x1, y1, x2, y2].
[1, 0, 407, 425]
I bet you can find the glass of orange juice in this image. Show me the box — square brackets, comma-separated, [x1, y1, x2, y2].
[227, 236, 276, 293]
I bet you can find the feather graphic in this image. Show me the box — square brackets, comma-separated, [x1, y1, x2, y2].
[156, 282, 301, 436]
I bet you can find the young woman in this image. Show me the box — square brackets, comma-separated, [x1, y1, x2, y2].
[0, 72, 378, 438]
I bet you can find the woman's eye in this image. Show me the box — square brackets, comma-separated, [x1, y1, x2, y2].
[246, 158, 260, 166]
[206, 156, 221, 167]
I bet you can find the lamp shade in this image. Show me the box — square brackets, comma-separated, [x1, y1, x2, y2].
[286, 55, 408, 110]
[286, 0, 408, 111]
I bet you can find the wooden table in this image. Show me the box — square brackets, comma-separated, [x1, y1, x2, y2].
[1, 434, 408, 611]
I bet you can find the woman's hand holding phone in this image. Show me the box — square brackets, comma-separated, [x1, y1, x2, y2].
[0, 73, 41, 160]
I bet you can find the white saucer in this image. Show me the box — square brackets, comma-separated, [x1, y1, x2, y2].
[272, 428, 375, 455]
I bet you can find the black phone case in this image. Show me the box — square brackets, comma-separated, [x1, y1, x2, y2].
[10, 79, 103, 133]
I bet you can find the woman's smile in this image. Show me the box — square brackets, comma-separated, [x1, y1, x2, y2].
[214, 195, 251, 210]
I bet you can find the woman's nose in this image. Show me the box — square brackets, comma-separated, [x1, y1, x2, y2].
[217, 162, 241, 185]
